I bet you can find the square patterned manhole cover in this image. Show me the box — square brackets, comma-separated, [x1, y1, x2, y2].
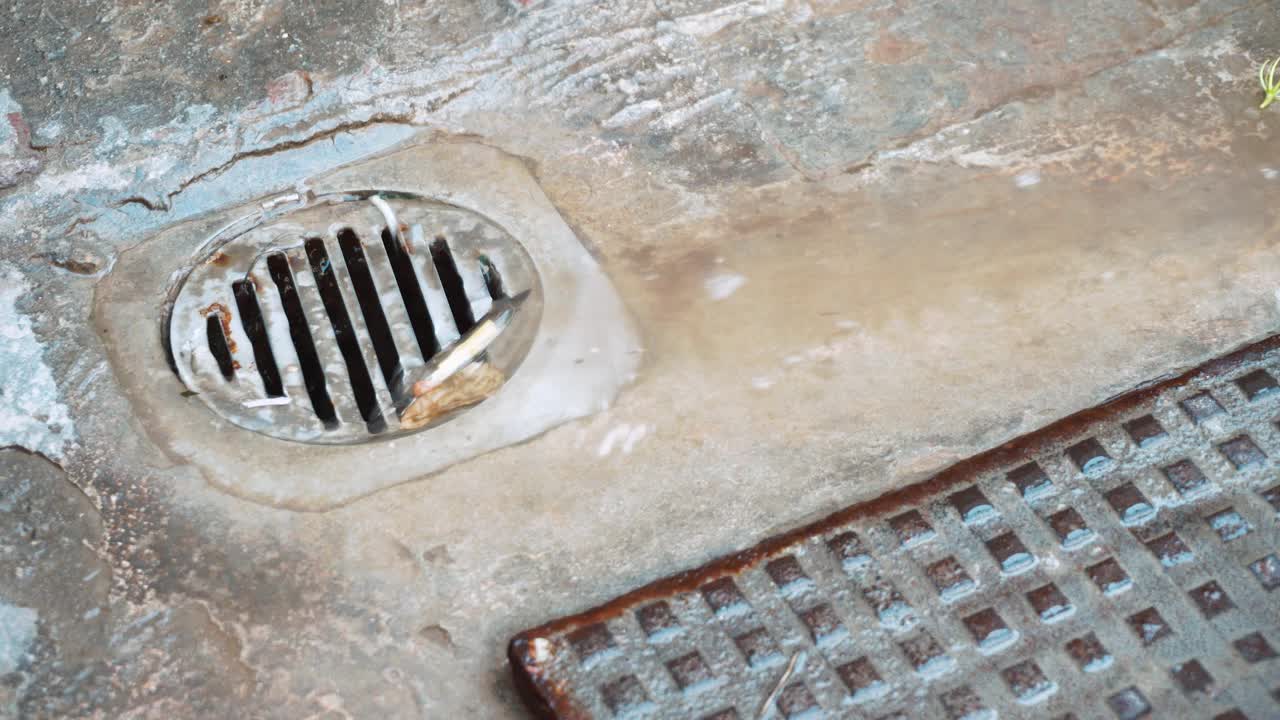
[510, 335, 1280, 719]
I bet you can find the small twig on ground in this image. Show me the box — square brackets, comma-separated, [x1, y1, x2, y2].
[756, 651, 805, 720]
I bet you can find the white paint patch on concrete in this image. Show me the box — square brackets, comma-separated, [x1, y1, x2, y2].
[602, 99, 662, 129]
[34, 161, 132, 194]
[1014, 168, 1041, 188]
[0, 90, 20, 115]
[597, 423, 650, 456]
[243, 397, 292, 408]
[0, 601, 38, 674]
[704, 272, 746, 301]
[620, 424, 649, 454]
[0, 264, 75, 460]
[670, 0, 784, 37]
[0, 89, 21, 156]
[597, 424, 631, 457]
[653, 89, 734, 131]
[1262, 167, 1279, 180]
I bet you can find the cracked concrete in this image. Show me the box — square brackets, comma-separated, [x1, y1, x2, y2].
[155, 113, 419, 210]
[2, 0, 1280, 717]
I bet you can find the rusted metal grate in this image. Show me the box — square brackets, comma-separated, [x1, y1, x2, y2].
[165, 191, 541, 444]
[510, 336, 1280, 719]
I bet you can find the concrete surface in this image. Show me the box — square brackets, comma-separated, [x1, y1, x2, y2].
[2, 0, 1280, 717]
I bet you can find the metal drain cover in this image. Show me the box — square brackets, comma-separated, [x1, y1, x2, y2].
[510, 336, 1280, 719]
[95, 142, 639, 509]
[166, 191, 541, 444]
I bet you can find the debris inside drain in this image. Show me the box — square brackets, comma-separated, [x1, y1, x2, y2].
[510, 334, 1280, 719]
[164, 191, 542, 445]
[399, 289, 528, 429]
[401, 360, 505, 430]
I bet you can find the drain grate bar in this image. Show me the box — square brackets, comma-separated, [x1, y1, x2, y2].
[337, 228, 404, 400]
[407, 224, 462, 347]
[266, 253, 338, 428]
[248, 265, 329, 434]
[430, 235, 477, 335]
[356, 224, 426, 385]
[288, 246, 364, 429]
[313, 233, 402, 425]
[231, 279, 285, 398]
[304, 237, 386, 433]
[510, 335, 1280, 720]
[380, 225, 441, 361]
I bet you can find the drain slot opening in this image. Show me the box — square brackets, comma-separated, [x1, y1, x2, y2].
[267, 253, 338, 428]
[380, 227, 439, 361]
[481, 256, 507, 300]
[232, 279, 285, 398]
[337, 229, 405, 400]
[206, 314, 236, 380]
[431, 236, 475, 334]
[304, 237, 386, 433]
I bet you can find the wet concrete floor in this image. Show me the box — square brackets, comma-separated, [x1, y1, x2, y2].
[2, 0, 1280, 716]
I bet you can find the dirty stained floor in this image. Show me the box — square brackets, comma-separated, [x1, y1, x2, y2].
[2, 0, 1280, 717]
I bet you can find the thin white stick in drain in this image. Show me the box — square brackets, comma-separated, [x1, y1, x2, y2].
[370, 195, 400, 241]
[243, 397, 292, 408]
[757, 651, 805, 719]
[401, 290, 530, 400]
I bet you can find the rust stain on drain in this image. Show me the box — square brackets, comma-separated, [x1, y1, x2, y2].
[511, 333, 1280, 719]
[199, 301, 238, 358]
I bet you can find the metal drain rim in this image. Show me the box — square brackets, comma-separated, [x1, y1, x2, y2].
[95, 141, 640, 510]
[164, 189, 544, 445]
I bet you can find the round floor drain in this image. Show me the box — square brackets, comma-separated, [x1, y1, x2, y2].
[165, 191, 543, 444]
